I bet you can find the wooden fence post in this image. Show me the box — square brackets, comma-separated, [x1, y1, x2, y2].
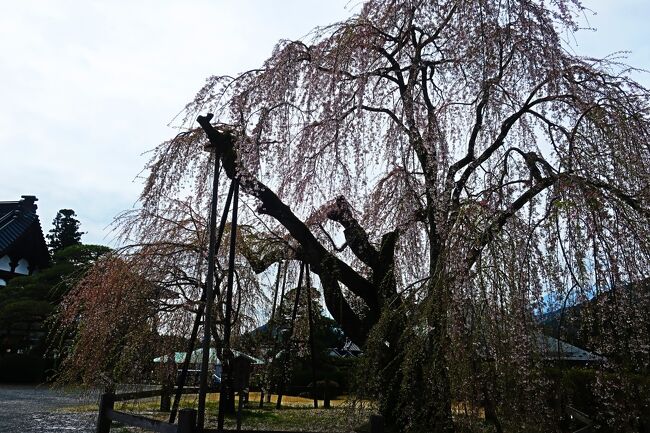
[160, 385, 171, 412]
[259, 388, 265, 408]
[96, 392, 115, 433]
[323, 382, 330, 409]
[370, 414, 384, 433]
[178, 408, 197, 433]
[236, 392, 244, 431]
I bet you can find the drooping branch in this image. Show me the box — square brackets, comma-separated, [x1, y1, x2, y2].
[446, 87, 491, 182]
[580, 178, 650, 219]
[447, 93, 574, 224]
[238, 226, 294, 274]
[466, 174, 558, 267]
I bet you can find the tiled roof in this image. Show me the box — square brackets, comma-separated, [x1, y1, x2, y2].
[0, 196, 47, 259]
[0, 209, 38, 254]
[539, 335, 605, 362]
[153, 348, 264, 365]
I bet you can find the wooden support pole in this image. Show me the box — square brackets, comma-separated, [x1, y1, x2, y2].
[305, 264, 318, 409]
[198, 154, 222, 429]
[262, 261, 284, 410]
[323, 382, 330, 409]
[178, 408, 197, 433]
[160, 385, 171, 412]
[217, 180, 239, 431]
[96, 392, 115, 433]
[171, 181, 235, 424]
[236, 392, 244, 431]
[276, 262, 304, 409]
[258, 389, 264, 408]
[269, 262, 283, 338]
[170, 291, 205, 422]
[267, 263, 289, 406]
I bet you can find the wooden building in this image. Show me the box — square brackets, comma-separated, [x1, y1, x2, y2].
[0, 195, 50, 287]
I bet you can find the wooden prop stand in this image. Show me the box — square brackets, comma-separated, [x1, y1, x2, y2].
[305, 264, 318, 408]
[269, 261, 283, 334]
[259, 261, 284, 408]
[197, 143, 222, 429]
[170, 181, 235, 424]
[217, 180, 239, 431]
[267, 263, 289, 404]
[276, 262, 304, 409]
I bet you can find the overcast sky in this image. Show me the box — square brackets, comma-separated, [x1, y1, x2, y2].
[1, 0, 648, 246]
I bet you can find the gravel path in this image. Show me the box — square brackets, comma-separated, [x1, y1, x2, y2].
[0, 384, 98, 433]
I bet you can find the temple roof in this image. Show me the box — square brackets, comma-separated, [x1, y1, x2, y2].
[0, 196, 49, 268]
[539, 335, 605, 363]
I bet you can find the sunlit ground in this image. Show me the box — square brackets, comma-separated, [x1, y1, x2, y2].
[65, 392, 373, 432]
[63, 391, 489, 432]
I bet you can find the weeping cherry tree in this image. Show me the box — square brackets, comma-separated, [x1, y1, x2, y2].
[65, 0, 650, 431]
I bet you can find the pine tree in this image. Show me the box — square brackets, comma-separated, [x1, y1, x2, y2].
[47, 209, 83, 253]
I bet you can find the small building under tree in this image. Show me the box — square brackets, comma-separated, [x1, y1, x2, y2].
[0, 195, 50, 287]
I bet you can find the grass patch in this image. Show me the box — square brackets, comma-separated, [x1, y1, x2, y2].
[213, 406, 367, 432]
[63, 392, 373, 432]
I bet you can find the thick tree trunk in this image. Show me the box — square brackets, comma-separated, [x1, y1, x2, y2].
[426, 312, 455, 433]
[364, 304, 454, 433]
[423, 263, 455, 433]
[390, 280, 454, 433]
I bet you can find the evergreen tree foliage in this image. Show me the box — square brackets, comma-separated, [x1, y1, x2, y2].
[47, 209, 83, 253]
